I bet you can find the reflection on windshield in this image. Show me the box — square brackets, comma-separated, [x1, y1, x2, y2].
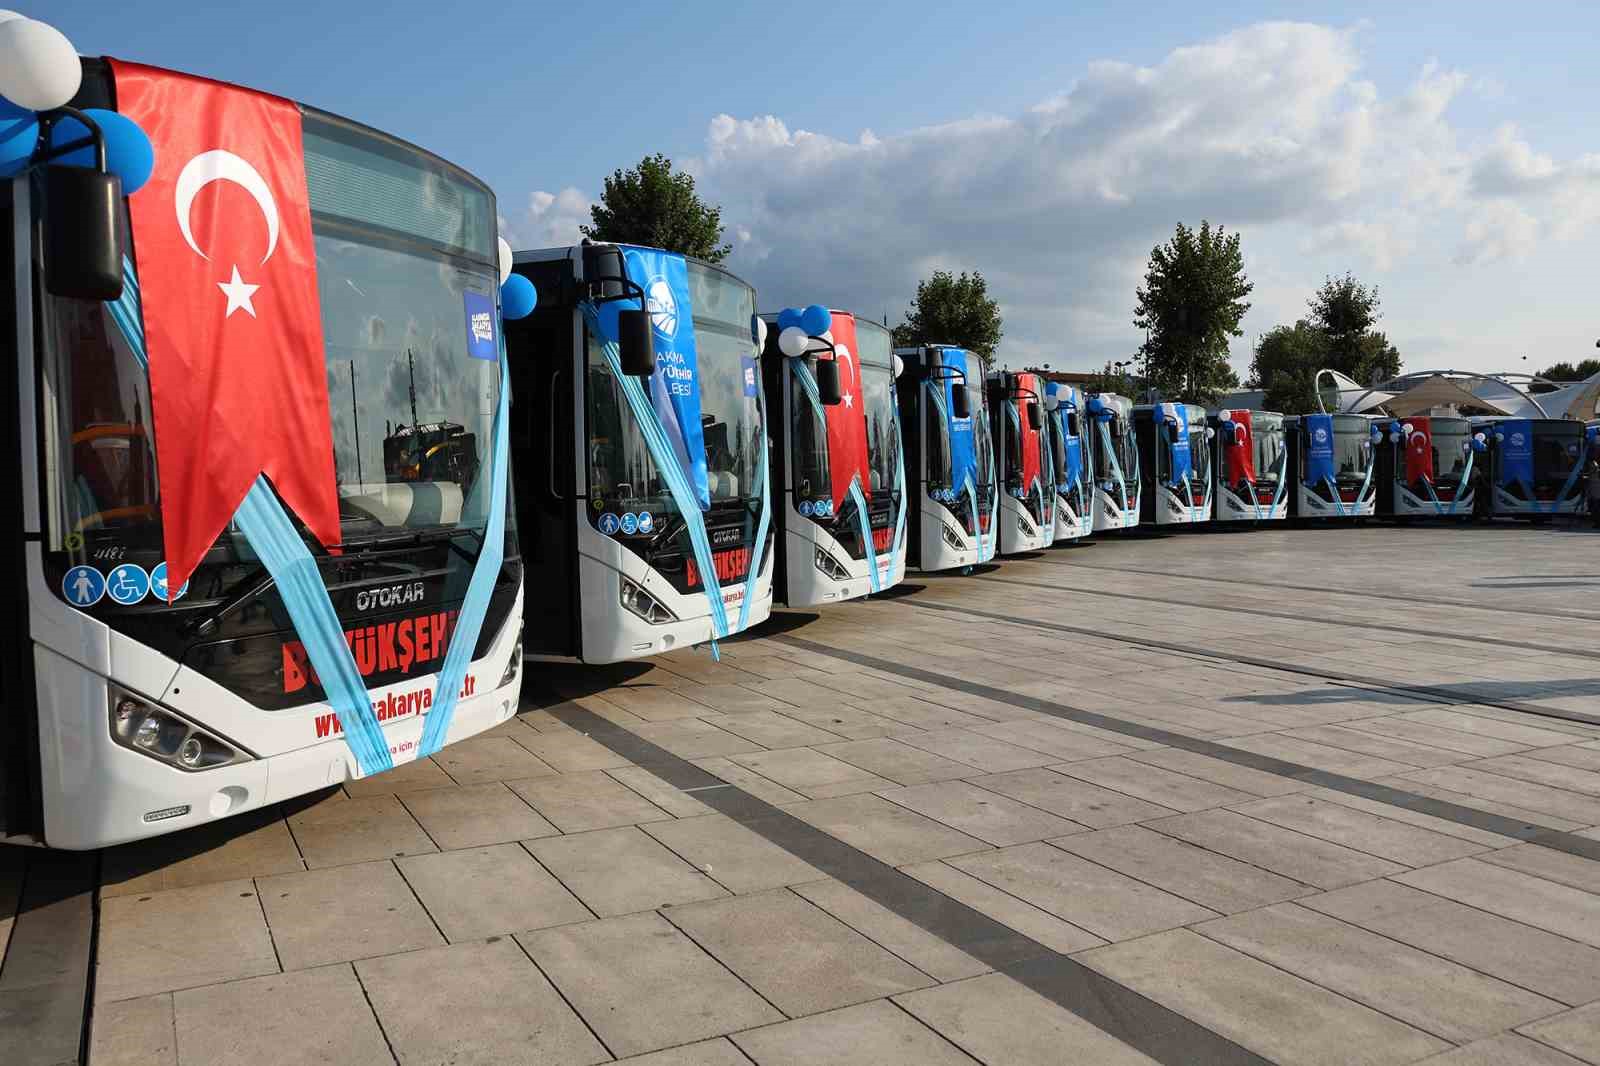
[856, 322, 899, 497]
[1332, 417, 1373, 480]
[1534, 426, 1582, 479]
[1432, 425, 1470, 479]
[1256, 419, 1286, 484]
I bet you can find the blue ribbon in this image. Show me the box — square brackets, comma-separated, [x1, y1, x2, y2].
[1095, 418, 1133, 527]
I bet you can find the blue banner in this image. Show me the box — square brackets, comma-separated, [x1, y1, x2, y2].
[1498, 419, 1534, 489]
[1160, 402, 1192, 484]
[1046, 383, 1083, 490]
[1304, 413, 1337, 483]
[942, 348, 977, 493]
[592, 247, 709, 510]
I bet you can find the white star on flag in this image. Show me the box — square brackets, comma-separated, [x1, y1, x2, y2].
[843, 392, 854, 408]
[218, 265, 260, 318]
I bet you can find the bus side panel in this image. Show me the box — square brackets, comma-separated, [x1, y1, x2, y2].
[896, 371, 924, 569]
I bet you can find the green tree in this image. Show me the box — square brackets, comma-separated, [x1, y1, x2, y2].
[581, 153, 730, 262]
[1247, 323, 1330, 414]
[1133, 221, 1252, 404]
[1535, 358, 1600, 386]
[1307, 273, 1401, 385]
[891, 270, 1004, 369]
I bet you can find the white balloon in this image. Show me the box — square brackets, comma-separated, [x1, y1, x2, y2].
[755, 316, 768, 350]
[0, 18, 82, 112]
[1401, 422, 1414, 435]
[778, 325, 809, 358]
[1044, 393, 1059, 411]
[497, 237, 513, 284]
[819, 330, 833, 346]
[891, 354, 903, 379]
[0, 12, 25, 25]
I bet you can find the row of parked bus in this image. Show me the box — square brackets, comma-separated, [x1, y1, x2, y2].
[5, 48, 1596, 849]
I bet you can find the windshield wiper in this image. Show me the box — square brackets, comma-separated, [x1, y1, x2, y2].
[185, 567, 274, 639]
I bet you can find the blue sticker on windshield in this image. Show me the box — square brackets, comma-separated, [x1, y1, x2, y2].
[598, 513, 620, 536]
[63, 565, 105, 607]
[799, 500, 814, 517]
[150, 562, 190, 603]
[741, 355, 759, 398]
[106, 563, 150, 606]
[637, 511, 654, 534]
[620, 512, 639, 535]
[464, 290, 497, 360]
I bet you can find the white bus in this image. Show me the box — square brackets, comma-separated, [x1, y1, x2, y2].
[1043, 382, 1093, 542]
[4, 59, 523, 849]
[988, 370, 1055, 553]
[1087, 393, 1141, 531]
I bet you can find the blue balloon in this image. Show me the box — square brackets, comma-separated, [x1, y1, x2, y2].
[800, 303, 831, 335]
[48, 109, 155, 195]
[501, 273, 537, 320]
[0, 108, 37, 179]
[776, 307, 801, 330]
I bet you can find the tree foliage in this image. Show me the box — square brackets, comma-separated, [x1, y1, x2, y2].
[891, 270, 1004, 368]
[1246, 272, 1403, 414]
[1535, 358, 1600, 386]
[581, 153, 730, 263]
[1133, 221, 1252, 404]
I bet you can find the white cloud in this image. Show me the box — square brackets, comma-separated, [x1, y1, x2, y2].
[500, 187, 591, 249]
[508, 21, 1600, 372]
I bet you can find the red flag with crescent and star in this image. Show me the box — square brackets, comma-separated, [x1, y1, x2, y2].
[1405, 416, 1435, 484]
[822, 311, 870, 511]
[109, 60, 340, 597]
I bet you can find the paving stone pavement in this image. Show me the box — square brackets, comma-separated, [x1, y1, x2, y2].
[25, 523, 1600, 1065]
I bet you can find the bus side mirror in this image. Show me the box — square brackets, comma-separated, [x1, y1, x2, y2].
[1027, 403, 1042, 431]
[816, 357, 842, 406]
[952, 385, 971, 420]
[617, 309, 656, 377]
[44, 166, 125, 301]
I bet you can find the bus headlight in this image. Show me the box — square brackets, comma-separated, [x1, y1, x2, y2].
[941, 522, 965, 550]
[813, 546, 850, 581]
[620, 577, 676, 625]
[108, 687, 249, 772]
[499, 624, 523, 687]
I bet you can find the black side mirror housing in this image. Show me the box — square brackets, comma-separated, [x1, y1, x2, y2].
[45, 166, 124, 301]
[952, 383, 971, 420]
[1026, 403, 1042, 431]
[816, 357, 842, 405]
[617, 309, 656, 377]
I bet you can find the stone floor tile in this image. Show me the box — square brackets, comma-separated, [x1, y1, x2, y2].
[675, 683, 789, 713]
[87, 993, 175, 1066]
[729, 747, 896, 799]
[760, 702, 908, 739]
[642, 814, 824, 893]
[889, 727, 1060, 773]
[970, 766, 1177, 827]
[874, 780, 1085, 845]
[1051, 754, 1256, 812]
[432, 735, 559, 785]
[1522, 744, 1600, 773]
[664, 889, 932, 1015]
[604, 765, 715, 818]
[1125, 747, 1310, 797]
[1341, 717, 1532, 758]
[1219, 734, 1418, 780]
[784, 793, 990, 866]
[814, 737, 976, 786]
[1230, 794, 1491, 866]
[99, 809, 303, 898]
[1415, 1034, 1590, 1065]
[602, 686, 721, 720]
[519, 912, 782, 1057]
[397, 843, 591, 940]
[343, 755, 457, 797]
[1399, 709, 1586, 750]
[614, 1039, 752, 1065]
[286, 792, 437, 868]
[1078, 928, 1451, 1066]
[257, 859, 443, 971]
[846, 695, 992, 732]
[508, 770, 673, 832]
[967, 717, 1142, 761]
[398, 781, 559, 850]
[524, 826, 727, 916]
[1279, 724, 1469, 768]
[895, 970, 1159, 1065]
[791, 879, 990, 982]
[630, 718, 766, 759]
[357, 937, 608, 1066]
[1051, 824, 1311, 913]
[692, 757, 809, 805]
[510, 728, 635, 772]
[1303, 879, 1600, 1006]
[1476, 842, 1600, 894]
[1517, 1002, 1600, 1063]
[171, 964, 391, 1066]
[732, 1000, 974, 1066]
[1398, 767, 1600, 825]
[1197, 903, 1563, 1043]
[1147, 809, 1406, 889]
[95, 879, 278, 1002]
[949, 841, 1217, 941]
[1395, 858, 1600, 948]
[1383, 777, 1587, 832]
[701, 709, 848, 748]
[1299, 787, 1511, 848]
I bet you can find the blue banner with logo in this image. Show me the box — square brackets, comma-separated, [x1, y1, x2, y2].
[1304, 413, 1337, 483]
[592, 247, 709, 510]
[943, 348, 976, 491]
[1498, 418, 1534, 489]
[1047, 383, 1083, 489]
[1160, 402, 1192, 484]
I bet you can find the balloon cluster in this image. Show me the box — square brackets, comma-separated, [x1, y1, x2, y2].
[0, 12, 156, 193]
[775, 304, 832, 358]
[496, 236, 536, 319]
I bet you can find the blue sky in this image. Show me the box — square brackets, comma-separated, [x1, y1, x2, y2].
[33, 1, 1600, 377]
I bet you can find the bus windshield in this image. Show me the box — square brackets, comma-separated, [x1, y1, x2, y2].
[40, 108, 505, 567]
[857, 322, 899, 497]
[1331, 415, 1373, 482]
[1533, 422, 1583, 481]
[1255, 414, 1286, 485]
[586, 261, 762, 518]
[1431, 420, 1471, 481]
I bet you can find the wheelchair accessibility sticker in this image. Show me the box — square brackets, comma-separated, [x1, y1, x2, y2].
[106, 564, 151, 606]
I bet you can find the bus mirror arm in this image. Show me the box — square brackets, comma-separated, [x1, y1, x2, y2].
[586, 269, 656, 377]
[924, 365, 972, 419]
[35, 107, 125, 302]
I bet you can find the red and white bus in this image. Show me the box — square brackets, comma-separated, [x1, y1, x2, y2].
[988, 371, 1055, 553]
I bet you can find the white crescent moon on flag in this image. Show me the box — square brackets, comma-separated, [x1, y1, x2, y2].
[836, 344, 854, 377]
[174, 150, 280, 265]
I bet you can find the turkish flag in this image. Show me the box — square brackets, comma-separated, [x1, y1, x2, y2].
[1016, 372, 1043, 496]
[1225, 409, 1256, 485]
[1405, 416, 1435, 484]
[824, 312, 871, 510]
[110, 61, 340, 596]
